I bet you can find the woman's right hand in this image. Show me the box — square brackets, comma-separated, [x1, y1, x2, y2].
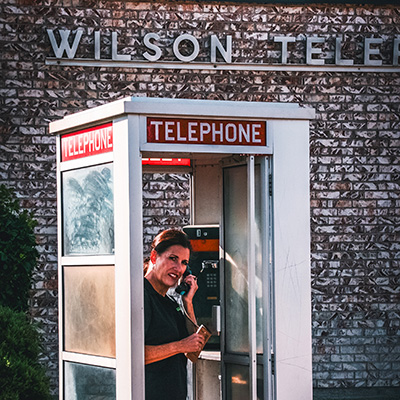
[179, 332, 205, 353]
[145, 333, 205, 365]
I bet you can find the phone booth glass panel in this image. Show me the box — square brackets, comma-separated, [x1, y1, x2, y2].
[64, 362, 116, 399]
[63, 265, 115, 357]
[223, 164, 249, 354]
[62, 164, 114, 256]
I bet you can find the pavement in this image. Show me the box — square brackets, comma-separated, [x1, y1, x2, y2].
[313, 387, 400, 400]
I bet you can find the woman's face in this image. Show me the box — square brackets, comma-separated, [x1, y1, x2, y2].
[150, 244, 190, 293]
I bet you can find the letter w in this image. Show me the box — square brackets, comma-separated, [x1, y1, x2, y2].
[47, 29, 83, 58]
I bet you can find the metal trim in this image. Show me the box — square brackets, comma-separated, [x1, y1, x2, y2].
[59, 153, 113, 172]
[62, 352, 116, 369]
[61, 255, 115, 266]
[46, 58, 400, 73]
[248, 156, 258, 400]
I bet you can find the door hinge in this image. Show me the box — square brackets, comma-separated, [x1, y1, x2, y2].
[271, 351, 275, 375]
[268, 174, 273, 197]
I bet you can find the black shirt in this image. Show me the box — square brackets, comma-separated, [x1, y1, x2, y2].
[144, 278, 189, 400]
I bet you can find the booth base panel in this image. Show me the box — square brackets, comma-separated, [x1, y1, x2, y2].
[194, 358, 221, 400]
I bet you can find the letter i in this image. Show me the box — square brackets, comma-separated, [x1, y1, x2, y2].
[94, 31, 100, 60]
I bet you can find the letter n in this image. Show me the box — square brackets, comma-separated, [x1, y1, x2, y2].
[211, 35, 232, 63]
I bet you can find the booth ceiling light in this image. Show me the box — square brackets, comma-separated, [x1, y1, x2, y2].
[142, 158, 191, 166]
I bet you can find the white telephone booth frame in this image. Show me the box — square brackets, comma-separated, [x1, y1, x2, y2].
[50, 97, 314, 400]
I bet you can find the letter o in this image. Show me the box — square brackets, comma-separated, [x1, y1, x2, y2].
[225, 123, 237, 143]
[173, 34, 200, 62]
[95, 131, 101, 151]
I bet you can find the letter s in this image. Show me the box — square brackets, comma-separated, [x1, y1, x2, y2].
[143, 33, 162, 62]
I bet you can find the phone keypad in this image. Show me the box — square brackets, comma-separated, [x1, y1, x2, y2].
[206, 273, 218, 288]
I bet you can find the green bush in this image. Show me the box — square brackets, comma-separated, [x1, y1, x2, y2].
[0, 184, 38, 311]
[0, 305, 51, 400]
[0, 185, 50, 398]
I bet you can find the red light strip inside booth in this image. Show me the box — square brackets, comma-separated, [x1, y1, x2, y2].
[142, 158, 191, 166]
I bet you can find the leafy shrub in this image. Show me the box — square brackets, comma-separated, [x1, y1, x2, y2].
[0, 185, 50, 398]
[0, 184, 38, 311]
[0, 305, 51, 400]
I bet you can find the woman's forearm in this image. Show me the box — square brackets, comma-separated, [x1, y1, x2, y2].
[145, 333, 205, 365]
[145, 342, 181, 365]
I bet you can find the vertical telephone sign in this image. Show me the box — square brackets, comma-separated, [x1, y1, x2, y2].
[61, 123, 113, 162]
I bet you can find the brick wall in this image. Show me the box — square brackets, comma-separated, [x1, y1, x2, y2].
[1, 0, 399, 395]
[143, 172, 191, 255]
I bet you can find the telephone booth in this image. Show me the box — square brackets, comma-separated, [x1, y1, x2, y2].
[50, 97, 314, 400]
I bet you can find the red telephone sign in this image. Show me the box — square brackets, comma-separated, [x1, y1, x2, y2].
[147, 117, 266, 147]
[61, 123, 113, 162]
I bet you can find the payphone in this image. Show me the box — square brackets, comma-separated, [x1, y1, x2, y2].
[183, 225, 220, 349]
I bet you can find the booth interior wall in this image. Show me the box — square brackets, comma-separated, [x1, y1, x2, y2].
[142, 172, 191, 256]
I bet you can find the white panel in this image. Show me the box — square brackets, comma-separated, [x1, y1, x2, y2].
[113, 115, 145, 400]
[59, 152, 113, 171]
[63, 352, 117, 369]
[270, 120, 313, 400]
[61, 255, 115, 266]
[140, 141, 272, 156]
[247, 157, 257, 400]
[56, 133, 65, 400]
[49, 97, 315, 135]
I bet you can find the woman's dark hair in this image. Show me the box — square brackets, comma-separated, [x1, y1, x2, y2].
[143, 256, 150, 276]
[151, 229, 192, 256]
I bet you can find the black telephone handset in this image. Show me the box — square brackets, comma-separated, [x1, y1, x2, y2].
[175, 267, 192, 296]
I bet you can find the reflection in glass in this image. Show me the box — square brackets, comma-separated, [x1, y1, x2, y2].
[224, 165, 249, 354]
[62, 163, 114, 255]
[255, 164, 264, 354]
[257, 364, 264, 399]
[64, 362, 116, 400]
[226, 363, 249, 400]
[226, 364, 264, 400]
[64, 266, 116, 358]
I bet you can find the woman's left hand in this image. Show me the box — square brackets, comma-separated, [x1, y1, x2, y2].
[182, 274, 198, 302]
[181, 274, 199, 329]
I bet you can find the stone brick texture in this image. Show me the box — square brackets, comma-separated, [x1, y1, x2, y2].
[1, 0, 399, 395]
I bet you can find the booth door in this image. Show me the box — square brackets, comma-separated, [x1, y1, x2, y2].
[221, 156, 274, 400]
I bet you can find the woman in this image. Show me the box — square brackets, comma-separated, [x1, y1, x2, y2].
[144, 229, 205, 400]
